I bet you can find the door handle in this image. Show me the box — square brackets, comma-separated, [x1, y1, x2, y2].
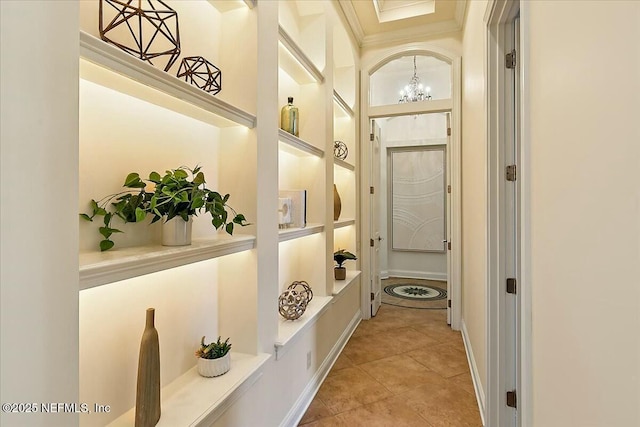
[377, 236, 383, 241]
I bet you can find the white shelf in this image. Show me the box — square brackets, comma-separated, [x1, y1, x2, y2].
[279, 130, 325, 158]
[278, 26, 324, 84]
[108, 352, 271, 427]
[334, 219, 356, 229]
[274, 296, 333, 360]
[334, 158, 355, 171]
[79, 31, 256, 129]
[278, 224, 325, 243]
[80, 235, 256, 290]
[333, 270, 361, 297]
[333, 90, 354, 117]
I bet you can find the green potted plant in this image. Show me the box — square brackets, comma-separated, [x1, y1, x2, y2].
[80, 166, 248, 251]
[195, 336, 232, 377]
[334, 249, 357, 280]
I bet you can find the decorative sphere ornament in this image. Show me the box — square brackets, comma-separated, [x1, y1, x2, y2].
[278, 289, 308, 320]
[177, 56, 222, 95]
[288, 281, 313, 304]
[334, 141, 348, 160]
[99, 0, 181, 72]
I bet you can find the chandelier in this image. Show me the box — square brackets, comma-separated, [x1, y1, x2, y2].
[398, 56, 431, 103]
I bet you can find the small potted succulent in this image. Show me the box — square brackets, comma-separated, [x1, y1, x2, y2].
[195, 336, 232, 377]
[334, 249, 357, 280]
[80, 166, 248, 251]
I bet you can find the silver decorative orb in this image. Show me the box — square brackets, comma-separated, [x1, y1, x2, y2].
[288, 281, 313, 304]
[278, 289, 308, 320]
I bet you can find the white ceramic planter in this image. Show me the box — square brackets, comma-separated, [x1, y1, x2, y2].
[162, 217, 192, 246]
[197, 353, 231, 377]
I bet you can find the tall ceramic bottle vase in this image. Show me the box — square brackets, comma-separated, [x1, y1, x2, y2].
[333, 184, 342, 221]
[135, 308, 161, 427]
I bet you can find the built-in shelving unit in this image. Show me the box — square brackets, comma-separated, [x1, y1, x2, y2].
[74, 1, 360, 425]
[277, 0, 331, 314]
[77, 1, 265, 425]
[274, 296, 333, 359]
[108, 352, 271, 427]
[333, 270, 361, 297]
[278, 26, 324, 84]
[80, 31, 256, 129]
[334, 219, 356, 229]
[332, 15, 358, 283]
[80, 235, 256, 290]
[278, 129, 325, 158]
[335, 158, 355, 171]
[333, 90, 354, 118]
[278, 224, 325, 243]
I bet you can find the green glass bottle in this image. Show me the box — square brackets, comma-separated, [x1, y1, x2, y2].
[280, 96, 299, 136]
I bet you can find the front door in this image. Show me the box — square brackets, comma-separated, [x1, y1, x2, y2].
[370, 120, 382, 316]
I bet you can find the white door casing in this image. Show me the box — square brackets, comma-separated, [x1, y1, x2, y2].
[359, 46, 461, 329]
[370, 120, 382, 316]
[486, 0, 529, 425]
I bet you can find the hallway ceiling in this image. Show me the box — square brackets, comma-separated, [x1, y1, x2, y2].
[337, 0, 467, 48]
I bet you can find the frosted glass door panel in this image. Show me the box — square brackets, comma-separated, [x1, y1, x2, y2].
[390, 147, 445, 252]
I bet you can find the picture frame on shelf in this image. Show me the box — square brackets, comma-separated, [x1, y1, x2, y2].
[278, 190, 307, 228]
[278, 197, 292, 229]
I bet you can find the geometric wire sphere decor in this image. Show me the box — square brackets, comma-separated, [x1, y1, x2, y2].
[278, 289, 308, 321]
[99, 0, 181, 72]
[177, 56, 222, 95]
[287, 281, 313, 305]
[334, 141, 348, 161]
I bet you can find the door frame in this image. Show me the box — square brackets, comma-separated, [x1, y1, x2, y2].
[486, 0, 532, 425]
[359, 45, 461, 330]
[370, 119, 382, 317]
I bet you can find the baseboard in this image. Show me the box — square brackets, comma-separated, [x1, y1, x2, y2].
[279, 310, 362, 427]
[386, 269, 447, 282]
[381, 270, 389, 280]
[461, 319, 486, 426]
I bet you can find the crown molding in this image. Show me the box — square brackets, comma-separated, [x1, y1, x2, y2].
[454, 0, 467, 27]
[361, 18, 462, 48]
[339, 0, 467, 49]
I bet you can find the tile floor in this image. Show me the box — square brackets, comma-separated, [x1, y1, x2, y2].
[298, 304, 483, 427]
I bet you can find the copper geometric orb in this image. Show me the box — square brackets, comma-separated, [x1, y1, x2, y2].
[99, 0, 181, 72]
[177, 56, 222, 95]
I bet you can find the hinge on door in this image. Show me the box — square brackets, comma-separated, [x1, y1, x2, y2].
[506, 390, 517, 408]
[447, 242, 451, 250]
[447, 127, 452, 136]
[370, 292, 375, 301]
[370, 133, 374, 142]
[370, 238, 374, 247]
[447, 185, 451, 194]
[506, 164, 517, 181]
[448, 300, 451, 308]
[506, 49, 517, 69]
[506, 278, 517, 294]
[370, 186, 374, 194]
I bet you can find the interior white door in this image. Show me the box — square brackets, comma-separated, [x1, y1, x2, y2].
[503, 14, 520, 426]
[370, 120, 382, 316]
[445, 113, 452, 324]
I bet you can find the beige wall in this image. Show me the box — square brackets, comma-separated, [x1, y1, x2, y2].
[461, 0, 489, 398]
[528, 1, 640, 425]
[1, 1, 80, 426]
